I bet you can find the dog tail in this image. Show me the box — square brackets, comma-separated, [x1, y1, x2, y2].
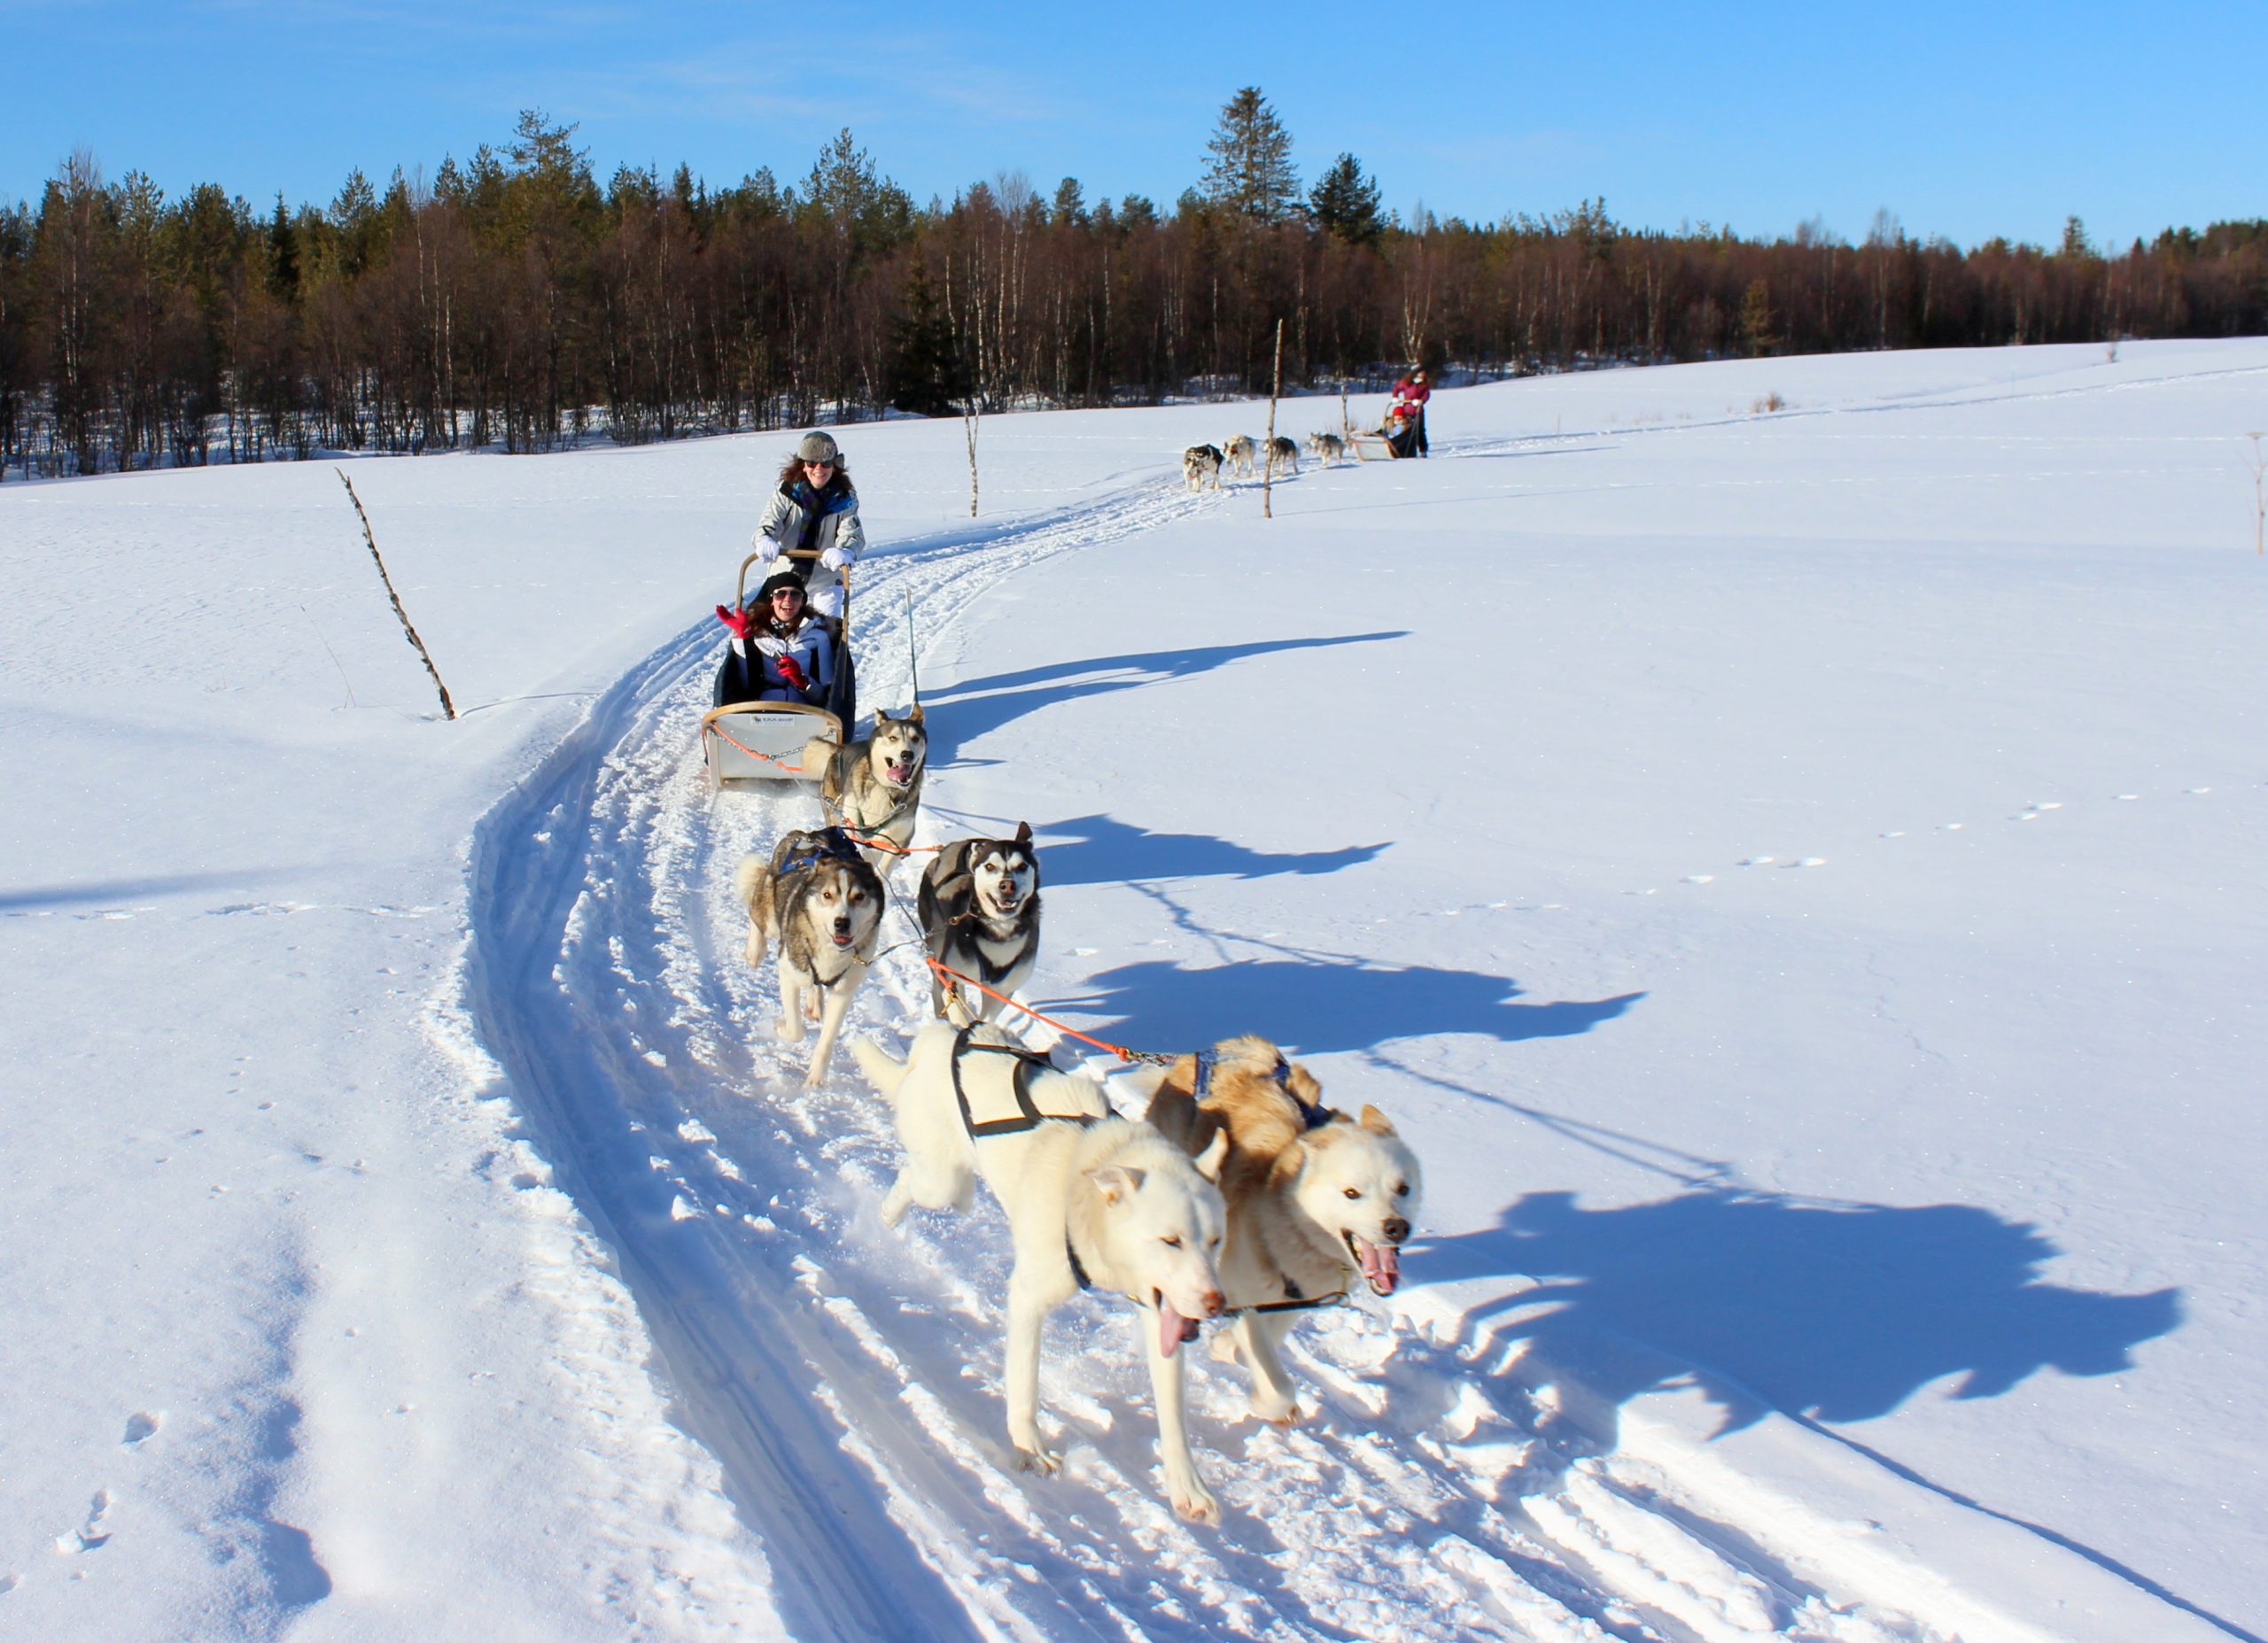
[732, 853, 768, 911]
[850, 1036, 908, 1101]
[802, 735, 843, 796]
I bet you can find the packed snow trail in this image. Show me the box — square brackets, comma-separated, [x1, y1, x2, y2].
[467, 477, 1992, 1641]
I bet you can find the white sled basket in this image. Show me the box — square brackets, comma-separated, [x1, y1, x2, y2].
[701, 700, 839, 786]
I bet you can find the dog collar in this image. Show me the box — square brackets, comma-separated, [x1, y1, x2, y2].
[1065, 1239, 1093, 1292]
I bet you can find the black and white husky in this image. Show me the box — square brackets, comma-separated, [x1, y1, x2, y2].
[918, 823, 1041, 1027]
[1181, 444, 1223, 492]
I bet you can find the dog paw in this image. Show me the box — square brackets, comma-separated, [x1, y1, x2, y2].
[1208, 1332, 1242, 1366]
[1169, 1477, 1221, 1524]
[1255, 1399, 1305, 1429]
[773, 1016, 804, 1043]
[1014, 1445, 1063, 1476]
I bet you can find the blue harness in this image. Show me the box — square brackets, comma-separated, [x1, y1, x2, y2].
[773, 826, 864, 880]
[1192, 1047, 1333, 1132]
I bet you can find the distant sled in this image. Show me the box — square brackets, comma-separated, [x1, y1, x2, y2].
[703, 549, 858, 786]
[1349, 407, 1422, 461]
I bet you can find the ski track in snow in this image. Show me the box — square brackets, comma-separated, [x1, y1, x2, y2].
[465, 479, 1951, 1641]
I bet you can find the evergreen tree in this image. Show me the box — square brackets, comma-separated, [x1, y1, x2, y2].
[1199, 87, 1300, 223]
[1740, 279, 1776, 355]
[882, 258, 963, 416]
[266, 193, 298, 302]
[1309, 152, 1383, 247]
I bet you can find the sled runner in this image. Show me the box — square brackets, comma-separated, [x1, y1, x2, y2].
[703, 549, 859, 786]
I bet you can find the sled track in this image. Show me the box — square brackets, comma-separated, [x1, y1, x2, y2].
[467, 480, 1958, 1641]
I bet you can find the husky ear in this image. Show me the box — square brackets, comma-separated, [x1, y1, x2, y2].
[1193, 1126, 1231, 1184]
[1145, 1084, 1216, 1157]
[1014, 820, 1032, 844]
[908, 703, 926, 725]
[1358, 1104, 1398, 1137]
[1087, 1164, 1145, 1205]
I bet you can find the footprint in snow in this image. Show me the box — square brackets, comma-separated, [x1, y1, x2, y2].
[56, 1492, 112, 1554]
[121, 1413, 160, 1446]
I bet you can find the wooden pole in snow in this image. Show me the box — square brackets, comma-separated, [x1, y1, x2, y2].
[1263, 318, 1284, 521]
[338, 469, 456, 721]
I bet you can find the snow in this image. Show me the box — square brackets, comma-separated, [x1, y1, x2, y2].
[3, 337, 2264, 1640]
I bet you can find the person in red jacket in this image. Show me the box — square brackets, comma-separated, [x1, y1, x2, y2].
[1390, 367, 1432, 456]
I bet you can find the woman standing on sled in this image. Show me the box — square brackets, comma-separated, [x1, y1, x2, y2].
[715, 572, 836, 703]
[1389, 367, 1431, 457]
[754, 430, 864, 617]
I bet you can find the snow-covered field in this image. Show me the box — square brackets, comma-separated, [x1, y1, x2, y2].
[3, 339, 2263, 1641]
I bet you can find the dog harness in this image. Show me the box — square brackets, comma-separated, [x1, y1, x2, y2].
[1191, 1047, 1334, 1132]
[949, 1027, 1102, 1140]
[772, 825, 865, 880]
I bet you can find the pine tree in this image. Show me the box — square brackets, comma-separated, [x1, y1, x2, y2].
[1199, 87, 1300, 223]
[1740, 279, 1776, 356]
[882, 259, 963, 416]
[1309, 153, 1382, 247]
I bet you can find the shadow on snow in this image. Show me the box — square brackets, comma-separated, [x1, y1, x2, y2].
[1410, 1190, 2240, 1637]
[1037, 813, 1390, 887]
[1050, 956, 1640, 1056]
[922, 632, 1408, 748]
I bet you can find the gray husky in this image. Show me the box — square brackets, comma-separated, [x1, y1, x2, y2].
[804, 706, 928, 873]
[734, 827, 885, 1086]
[918, 822, 1042, 1027]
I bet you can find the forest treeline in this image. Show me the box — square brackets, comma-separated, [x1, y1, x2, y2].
[4, 106, 2264, 479]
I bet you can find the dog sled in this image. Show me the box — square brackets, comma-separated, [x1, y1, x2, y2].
[1348, 406, 1423, 461]
[702, 548, 860, 786]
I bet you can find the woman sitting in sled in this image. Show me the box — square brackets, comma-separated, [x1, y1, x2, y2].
[714, 572, 836, 704]
[1383, 367, 1430, 459]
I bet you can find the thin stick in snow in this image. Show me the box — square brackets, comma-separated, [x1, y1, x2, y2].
[964, 402, 980, 518]
[1263, 318, 1284, 521]
[337, 469, 457, 720]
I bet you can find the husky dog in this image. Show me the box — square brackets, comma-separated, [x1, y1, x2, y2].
[919, 823, 1042, 1027]
[804, 706, 928, 873]
[1181, 444, 1224, 492]
[1304, 430, 1348, 467]
[734, 827, 886, 1086]
[1146, 1036, 1423, 1428]
[1222, 433, 1259, 479]
[856, 1023, 1232, 1521]
[1264, 436, 1300, 478]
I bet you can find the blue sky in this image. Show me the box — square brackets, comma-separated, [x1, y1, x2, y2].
[5, 1, 2262, 251]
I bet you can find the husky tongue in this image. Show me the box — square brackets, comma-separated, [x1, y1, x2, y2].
[886, 762, 914, 784]
[1355, 1236, 1401, 1295]
[1158, 1299, 1199, 1359]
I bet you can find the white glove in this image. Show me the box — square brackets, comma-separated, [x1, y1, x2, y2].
[819, 545, 854, 572]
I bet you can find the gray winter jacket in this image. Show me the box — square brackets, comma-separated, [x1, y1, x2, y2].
[753, 477, 866, 566]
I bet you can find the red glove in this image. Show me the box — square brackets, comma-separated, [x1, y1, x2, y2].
[775, 656, 808, 692]
[715, 603, 754, 640]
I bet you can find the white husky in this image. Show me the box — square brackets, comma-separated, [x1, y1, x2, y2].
[854, 1023, 1233, 1521]
[1145, 1036, 1423, 1427]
